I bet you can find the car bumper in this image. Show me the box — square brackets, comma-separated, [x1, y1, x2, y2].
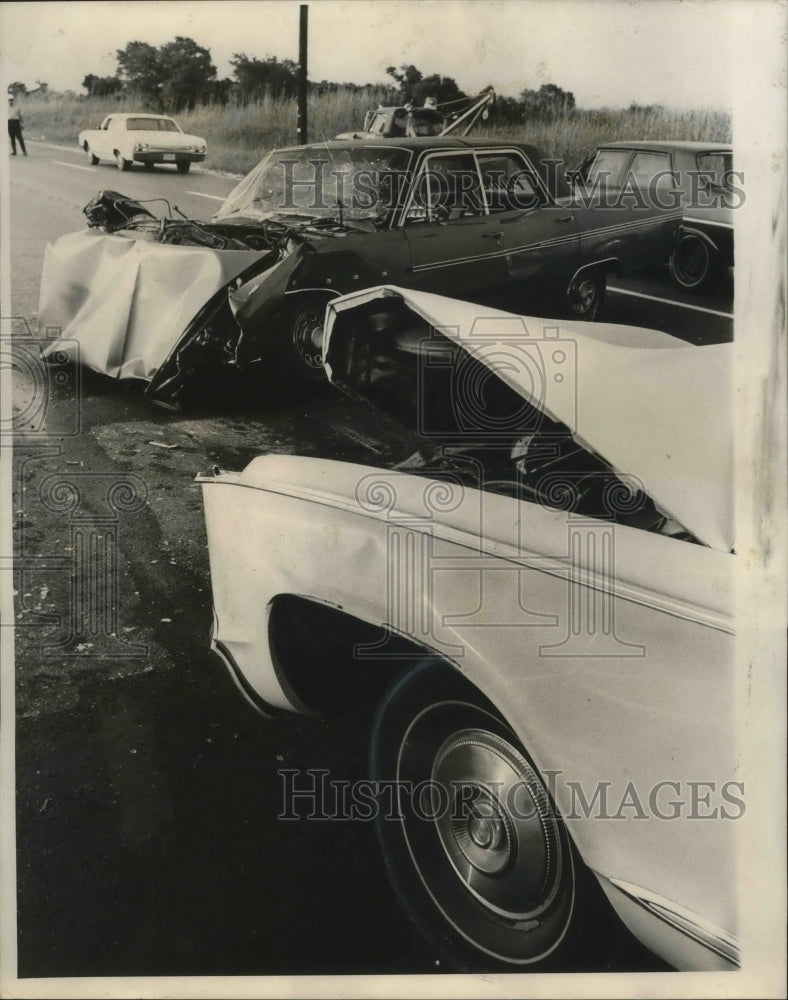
[132, 151, 206, 165]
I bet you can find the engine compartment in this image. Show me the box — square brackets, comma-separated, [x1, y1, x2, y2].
[326, 298, 701, 543]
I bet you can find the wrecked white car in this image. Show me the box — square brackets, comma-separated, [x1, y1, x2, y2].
[39, 138, 681, 409]
[198, 287, 737, 972]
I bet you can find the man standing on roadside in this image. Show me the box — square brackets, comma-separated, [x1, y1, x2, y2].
[8, 96, 27, 155]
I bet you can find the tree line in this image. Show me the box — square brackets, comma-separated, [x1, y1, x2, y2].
[61, 35, 577, 123]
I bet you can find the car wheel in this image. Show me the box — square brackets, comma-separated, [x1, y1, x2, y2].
[115, 152, 131, 172]
[283, 298, 330, 381]
[143, 162, 154, 171]
[86, 146, 99, 166]
[176, 161, 191, 174]
[565, 268, 606, 320]
[370, 659, 612, 971]
[669, 233, 716, 290]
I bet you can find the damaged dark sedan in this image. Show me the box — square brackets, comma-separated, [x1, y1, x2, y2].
[39, 138, 682, 408]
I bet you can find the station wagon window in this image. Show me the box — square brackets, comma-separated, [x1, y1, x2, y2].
[696, 151, 733, 188]
[585, 149, 630, 187]
[628, 151, 674, 189]
[476, 152, 543, 212]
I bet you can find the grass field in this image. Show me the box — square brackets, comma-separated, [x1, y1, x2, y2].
[20, 90, 732, 176]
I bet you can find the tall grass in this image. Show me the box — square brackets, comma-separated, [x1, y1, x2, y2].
[20, 89, 731, 176]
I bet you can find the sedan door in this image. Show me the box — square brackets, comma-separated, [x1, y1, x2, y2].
[402, 151, 510, 298]
[474, 149, 582, 308]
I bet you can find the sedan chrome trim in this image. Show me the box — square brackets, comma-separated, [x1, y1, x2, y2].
[683, 217, 735, 230]
[607, 877, 740, 966]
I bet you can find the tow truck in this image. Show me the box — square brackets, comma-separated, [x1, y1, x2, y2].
[336, 86, 495, 140]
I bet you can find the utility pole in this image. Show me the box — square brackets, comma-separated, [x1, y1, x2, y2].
[297, 5, 308, 144]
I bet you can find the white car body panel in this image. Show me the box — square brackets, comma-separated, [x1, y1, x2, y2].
[198, 289, 739, 971]
[38, 230, 267, 380]
[324, 286, 733, 552]
[200, 455, 737, 970]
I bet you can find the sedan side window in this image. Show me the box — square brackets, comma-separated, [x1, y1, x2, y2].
[477, 153, 544, 212]
[405, 153, 485, 224]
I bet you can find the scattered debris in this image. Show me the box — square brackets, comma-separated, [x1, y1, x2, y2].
[149, 441, 179, 450]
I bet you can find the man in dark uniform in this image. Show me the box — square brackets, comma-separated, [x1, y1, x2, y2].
[8, 96, 27, 155]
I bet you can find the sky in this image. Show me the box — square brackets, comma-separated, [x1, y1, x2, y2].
[0, 0, 761, 110]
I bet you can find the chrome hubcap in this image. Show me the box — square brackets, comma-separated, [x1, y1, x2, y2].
[292, 308, 324, 368]
[679, 241, 707, 281]
[431, 728, 560, 919]
[571, 277, 597, 311]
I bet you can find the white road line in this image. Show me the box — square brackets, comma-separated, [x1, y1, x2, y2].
[53, 160, 96, 172]
[186, 190, 225, 202]
[608, 285, 733, 319]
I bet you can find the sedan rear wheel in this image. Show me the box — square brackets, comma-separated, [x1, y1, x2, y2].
[86, 146, 99, 166]
[115, 151, 131, 172]
[565, 268, 606, 320]
[176, 161, 191, 174]
[669, 233, 715, 290]
[371, 660, 613, 970]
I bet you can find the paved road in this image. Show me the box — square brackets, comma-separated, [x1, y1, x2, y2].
[8, 139, 728, 979]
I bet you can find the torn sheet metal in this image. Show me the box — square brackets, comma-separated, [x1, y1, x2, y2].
[324, 285, 733, 552]
[39, 229, 269, 381]
[145, 248, 304, 404]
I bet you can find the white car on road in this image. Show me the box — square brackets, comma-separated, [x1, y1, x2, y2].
[78, 112, 207, 173]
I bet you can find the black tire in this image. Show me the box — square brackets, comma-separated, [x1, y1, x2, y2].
[176, 161, 191, 174]
[115, 151, 131, 172]
[564, 268, 606, 320]
[85, 146, 99, 166]
[669, 233, 717, 290]
[370, 659, 614, 971]
[282, 297, 331, 381]
[143, 162, 155, 171]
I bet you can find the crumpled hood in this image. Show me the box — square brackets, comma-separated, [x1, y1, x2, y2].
[39, 229, 268, 380]
[325, 286, 733, 552]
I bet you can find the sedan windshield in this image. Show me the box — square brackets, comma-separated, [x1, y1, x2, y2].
[215, 145, 413, 222]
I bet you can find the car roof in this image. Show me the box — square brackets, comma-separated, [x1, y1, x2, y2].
[595, 140, 732, 153]
[106, 113, 176, 120]
[279, 136, 549, 159]
[270, 137, 569, 198]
